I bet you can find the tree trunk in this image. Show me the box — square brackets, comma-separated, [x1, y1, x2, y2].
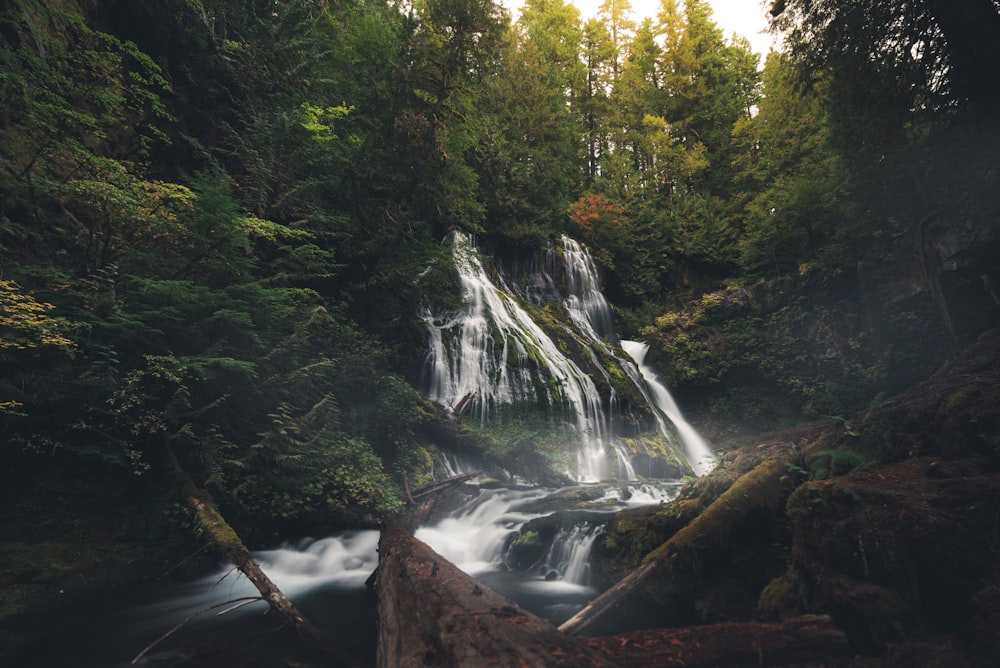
[560, 444, 801, 636]
[374, 518, 619, 668]
[923, 0, 1000, 123]
[160, 444, 355, 665]
[580, 614, 849, 667]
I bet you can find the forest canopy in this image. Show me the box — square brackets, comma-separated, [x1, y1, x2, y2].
[1, 0, 998, 534]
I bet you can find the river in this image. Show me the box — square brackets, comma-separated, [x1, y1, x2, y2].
[5, 481, 681, 667]
[6, 234, 709, 666]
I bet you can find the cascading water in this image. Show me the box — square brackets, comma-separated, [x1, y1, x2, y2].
[26, 237, 722, 667]
[422, 233, 611, 482]
[552, 235, 615, 342]
[621, 340, 717, 476]
[413, 486, 551, 573]
[540, 523, 604, 585]
[22, 481, 690, 666]
[422, 232, 713, 481]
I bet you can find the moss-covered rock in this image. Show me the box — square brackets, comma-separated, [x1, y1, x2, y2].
[772, 457, 1000, 648]
[639, 269, 979, 451]
[593, 328, 1000, 662]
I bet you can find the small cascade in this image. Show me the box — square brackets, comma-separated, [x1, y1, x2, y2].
[540, 523, 605, 585]
[600, 482, 684, 507]
[621, 340, 717, 476]
[551, 235, 615, 341]
[125, 530, 382, 634]
[255, 532, 381, 589]
[414, 486, 550, 573]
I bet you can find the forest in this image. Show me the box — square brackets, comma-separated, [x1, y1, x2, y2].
[2, 0, 999, 666]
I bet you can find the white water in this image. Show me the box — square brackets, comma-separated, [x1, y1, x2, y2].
[541, 523, 604, 585]
[555, 236, 615, 342]
[141, 532, 380, 613]
[254, 532, 381, 589]
[108, 530, 382, 652]
[599, 481, 684, 506]
[621, 340, 717, 476]
[414, 482, 683, 586]
[422, 233, 719, 482]
[414, 486, 551, 574]
[422, 233, 610, 481]
[60, 482, 690, 666]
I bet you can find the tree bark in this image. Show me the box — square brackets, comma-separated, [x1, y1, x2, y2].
[560, 445, 801, 636]
[160, 444, 354, 664]
[922, 0, 1000, 122]
[375, 518, 619, 668]
[580, 614, 849, 667]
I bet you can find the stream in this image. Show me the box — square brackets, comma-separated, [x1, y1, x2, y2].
[4, 481, 680, 667]
[5, 234, 708, 666]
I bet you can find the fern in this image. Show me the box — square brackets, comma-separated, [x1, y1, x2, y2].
[808, 448, 873, 480]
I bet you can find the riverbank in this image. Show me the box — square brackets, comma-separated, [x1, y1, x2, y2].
[3, 329, 998, 666]
[589, 328, 1000, 665]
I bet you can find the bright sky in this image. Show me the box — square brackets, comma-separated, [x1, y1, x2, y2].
[508, 0, 776, 57]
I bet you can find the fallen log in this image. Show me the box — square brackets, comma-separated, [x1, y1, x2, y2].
[409, 470, 483, 500]
[580, 614, 849, 667]
[366, 470, 484, 589]
[402, 469, 482, 529]
[560, 444, 801, 636]
[375, 518, 620, 667]
[160, 444, 355, 665]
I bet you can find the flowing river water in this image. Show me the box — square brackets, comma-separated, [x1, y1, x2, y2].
[5, 235, 712, 666]
[6, 481, 682, 667]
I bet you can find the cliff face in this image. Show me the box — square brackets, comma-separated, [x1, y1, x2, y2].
[642, 207, 1000, 449]
[592, 328, 1000, 665]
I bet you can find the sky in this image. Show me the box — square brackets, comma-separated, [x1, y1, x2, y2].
[508, 0, 776, 57]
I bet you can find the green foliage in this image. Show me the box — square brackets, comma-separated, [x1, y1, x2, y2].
[0, 0, 426, 526]
[639, 276, 904, 433]
[298, 102, 353, 143]
[2, 0, 995, 553]
[0, 2, 172, 219]
[471, 25, 582, 237]
[463, 402, 577, 484]
[414, 243, 465, 312]
[0, 280, 77, 354]
[731, 53, 852, 279]
[806, 449, 873, 481]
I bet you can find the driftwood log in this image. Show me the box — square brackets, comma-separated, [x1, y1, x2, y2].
[374, 518, 619, 667]
[160, 444, 356, 665]
[560, 448, 799, 636]
[580, 615, 849, 667]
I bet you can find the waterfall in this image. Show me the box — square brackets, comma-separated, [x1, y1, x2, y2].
[421, 233, 713, 482]
[621, 340, 717, 476]
[414, 487, 550, 573]
[552, 236, 614, 342]
[541, 523, 604, 585]
[422, 233, 610, 481]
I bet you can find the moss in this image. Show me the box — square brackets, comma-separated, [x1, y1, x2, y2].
[780, 456, 1000, 650]
[593, 440, 802, 603]
[649, 448, 798, 564]
[0, 540, 149, 622]
[637, 271, 958, 442]
[506, 529, 549, 572]
[515, 529, 541, 547]
[757, 569, 809, 620]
